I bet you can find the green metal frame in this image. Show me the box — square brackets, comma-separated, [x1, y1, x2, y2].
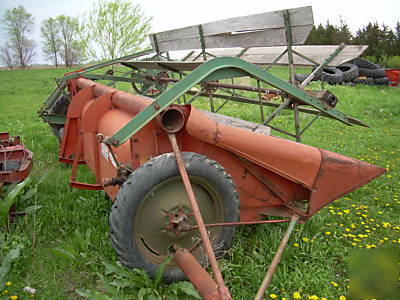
[104, 56, 361, 147]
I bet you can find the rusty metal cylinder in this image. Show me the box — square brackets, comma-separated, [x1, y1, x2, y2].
[156, 105, 189, 133]
[173, 247, 221, 300]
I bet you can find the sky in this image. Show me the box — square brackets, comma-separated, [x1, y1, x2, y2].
[0, 0, 399, 64]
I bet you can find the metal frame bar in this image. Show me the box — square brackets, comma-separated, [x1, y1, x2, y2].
[283, 10, 295, 85]
[103, 57, 357, 146]
[61, 49, 154, 81]
[255, 215, 300, 300]
[300, 43, 346, 88]
[198, 25, 207, 61]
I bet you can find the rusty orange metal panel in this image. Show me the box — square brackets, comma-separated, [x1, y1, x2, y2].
[59, 86, 95, 162]
[186, 107, 321, 187]
[308, 149, 386, 215]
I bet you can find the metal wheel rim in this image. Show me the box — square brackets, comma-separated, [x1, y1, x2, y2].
[134, 175, 224, 266]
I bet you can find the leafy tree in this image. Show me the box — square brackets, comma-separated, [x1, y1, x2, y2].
[2, 5, 35, 68]
[56, 15, 85, 67]
[41, 18, 62, 67]
[393, 22, 400, 56]
[0, 45, 14, 69]
[82, 0, 152, 61]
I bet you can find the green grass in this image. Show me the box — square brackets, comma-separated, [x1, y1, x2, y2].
[0, 66, 399, 300]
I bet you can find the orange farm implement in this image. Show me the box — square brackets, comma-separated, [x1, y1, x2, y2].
[39, 7, 385, 299]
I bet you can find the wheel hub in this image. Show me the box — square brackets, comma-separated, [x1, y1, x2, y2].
[134, 176, 222, 266]
[166, 206, 194, 235]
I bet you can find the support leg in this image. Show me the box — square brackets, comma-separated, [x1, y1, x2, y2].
[168, 134, 231, 300]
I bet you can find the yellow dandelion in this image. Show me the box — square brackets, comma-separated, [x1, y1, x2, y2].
[339, 296, 346, 300]
[345, 228, 350, 232]
[270, 293, 278, 299]
[302, 237, 309, 243]
[5, 282, 11, 287]
[9, 296, 18, 300]
[293, 242, 300, 247]
[308, 295, 318, 300]
[325, 231, 331, 236]
[331, 281, 338, 287]
[2, 290, 9, 295]
[293, 292, 301, 299]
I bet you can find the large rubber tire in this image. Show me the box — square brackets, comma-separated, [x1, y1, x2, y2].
[294, 73, 312, 83]
[337, 63, 359, 82]
[359, 68, 386, 79]
[109, 152, 239, 282]
[319, 67, 344, 85]
[48, 93, 70, 141]
[374, 77, 389, 86]
[352, 57, 381, 70]
[353, 78, 375, 85]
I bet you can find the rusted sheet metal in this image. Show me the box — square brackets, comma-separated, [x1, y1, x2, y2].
[62, 79, 385, 222]
[0, 133, 33, 184]
[309, 149, 386, 215]
[173, 247, 221, 300]
[186, 107, 321, 187]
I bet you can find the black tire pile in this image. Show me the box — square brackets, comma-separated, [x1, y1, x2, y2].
[295, 57, 389, 86]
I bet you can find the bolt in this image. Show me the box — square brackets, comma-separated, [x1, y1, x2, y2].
[154, 105, 160, 110]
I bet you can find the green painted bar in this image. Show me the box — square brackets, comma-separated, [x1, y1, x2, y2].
[106, 56, 355, 147]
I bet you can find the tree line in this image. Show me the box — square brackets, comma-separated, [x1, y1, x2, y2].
[1, 3, 399, 69]
[306, 20, 400, 66]
[1, 0, 152, 69]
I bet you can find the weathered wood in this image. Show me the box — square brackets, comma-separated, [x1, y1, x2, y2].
[122, 45, 367, 71]
[184, 45, 368, 66]
[122, 61, 203, 72]
[154, 25, 313, 52]
[150, 6, 313, 52]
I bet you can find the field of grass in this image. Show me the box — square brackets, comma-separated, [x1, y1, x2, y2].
[0, 65, 399, 300]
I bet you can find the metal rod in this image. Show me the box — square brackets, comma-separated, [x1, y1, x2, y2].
[267, 125, 297, 139]
[168, 134, 231, 300]
[283, 10, 295, 85]
[186, 88, 203, 104]
[179, 219, 292, 232]
[215, 99, 230, 113]
[301, 113, 321, 135]
[236, 48, 249, 58]
[293, 103, 301, 142]
[198, 25, 207, 61]
[262, 98, 291, 125]
[254, 215, 300, 300]
[300, 43, 346, 88]
[182, 50, 195, 61]
[257, 80, 265, 123]
[265, 49, 288, 71]
[209, 92, 215, 112]
[155, 76, 282, 95]
[292, 50, 319, 65]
